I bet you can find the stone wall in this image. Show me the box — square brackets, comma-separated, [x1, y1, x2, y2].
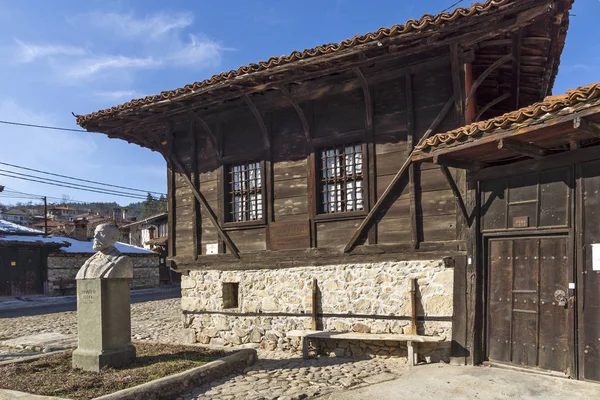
[47, 253, 160, 295]
[181, 260, 453, 360]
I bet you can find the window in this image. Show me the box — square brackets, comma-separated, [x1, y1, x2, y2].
[222, 282, 239, 309]
[227, 161, 263, 222]
[319, 143, 364, 214]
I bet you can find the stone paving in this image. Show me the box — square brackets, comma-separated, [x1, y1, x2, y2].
[177, 351, 406, 400]
[2, 297, 410, 400]
[0, 298, 182, 342]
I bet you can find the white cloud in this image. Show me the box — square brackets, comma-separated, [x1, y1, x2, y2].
[14, 39, 85, 63]
[9, 10, 227, 82]
[93, 90, 145, 101]
[71, 11, 194, 40]
[62, 55, 161, 79]
[167, 34, 224, 68]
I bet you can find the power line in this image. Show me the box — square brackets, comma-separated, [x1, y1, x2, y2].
[0, 172, 154, 201]
[0, 168, 154, 199]
[0, 161, 165, 196]
[0, 119, 87, 133]
[441, 0, 464, 13]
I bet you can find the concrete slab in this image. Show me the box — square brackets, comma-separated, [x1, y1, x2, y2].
[1, 333, 77, 352]
[319, 364, 600, 400]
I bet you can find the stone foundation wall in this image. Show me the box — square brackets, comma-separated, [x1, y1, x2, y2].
[181, 260, 454, 360]
[47, 253, 160, 295]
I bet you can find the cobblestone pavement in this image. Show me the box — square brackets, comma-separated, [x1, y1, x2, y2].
[0, 298, 182, 342]
[2, 298, 408, 400]
[178, 351, 406, 400]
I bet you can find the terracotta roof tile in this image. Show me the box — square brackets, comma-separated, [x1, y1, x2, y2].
[416, 82, 600, 151]
[76, 0, 514, 126]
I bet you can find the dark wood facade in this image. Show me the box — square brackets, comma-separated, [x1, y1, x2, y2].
[75, 0, 577, 377]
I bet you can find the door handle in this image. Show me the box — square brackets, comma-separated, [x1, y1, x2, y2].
[554, 290, 568, 308]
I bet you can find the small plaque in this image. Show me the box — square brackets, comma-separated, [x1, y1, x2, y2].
[592, 243, 600, 271]
[512, 216, 529, 228]
[268, 221, 310, 251]
[206, 243, 219, 255]
[10, 261, 16, 267]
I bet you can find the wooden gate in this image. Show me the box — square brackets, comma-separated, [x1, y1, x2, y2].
[0, 246, 44, 296]
[487, 237, 574, 375]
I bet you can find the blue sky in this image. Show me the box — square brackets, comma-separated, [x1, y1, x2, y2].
[0, 0, 597, 206]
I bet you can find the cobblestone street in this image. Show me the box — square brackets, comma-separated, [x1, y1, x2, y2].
[1, 297, 409, 400]
[178, 352, 404, 400]
[0, 298, 182, 342]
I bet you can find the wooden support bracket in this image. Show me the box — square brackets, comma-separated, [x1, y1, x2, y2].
[343, 96, 455, 253]
[497, 138, 547, 158]
[187, 111, 221, 158]
[474, 93, 510, 122]
[439, 165, 469, 225]
[465, 53, 513, 109]
[277, 85, 311, 142]
[573, 117, 600, 136]
[242, 94, 270, 149]
[353, 67, 373, 134]
[169, 154, 240, 259]
[433, 154, 487, 171]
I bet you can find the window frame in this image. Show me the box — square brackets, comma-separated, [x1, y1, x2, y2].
[222, 159, 267, 228]
[314, 140, 369, 221]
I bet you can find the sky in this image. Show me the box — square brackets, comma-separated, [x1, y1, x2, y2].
[0, 0, 598, 206]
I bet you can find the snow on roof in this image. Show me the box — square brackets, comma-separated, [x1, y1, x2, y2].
[0, 235, 70, 246]
[0, 220, 44, 235]
[55, 237, 153, 254]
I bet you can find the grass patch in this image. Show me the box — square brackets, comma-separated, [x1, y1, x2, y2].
[0, 342, 226, 400]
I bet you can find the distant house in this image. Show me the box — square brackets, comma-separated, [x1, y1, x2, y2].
[0, 219, 160, 296]
[0, 208, 31, 227]
[120, 212, 176, 284]
[0, 220, 67, 296]
[47, 206, 77, 221]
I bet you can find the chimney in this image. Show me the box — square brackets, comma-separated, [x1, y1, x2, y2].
[112, 207, 122, 222]
[122, 208, 128, 221]
[74, 219, 88, 241]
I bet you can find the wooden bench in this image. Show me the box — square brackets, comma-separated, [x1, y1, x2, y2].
[57, 278, 76, 296]
[287, 330, 445, 367]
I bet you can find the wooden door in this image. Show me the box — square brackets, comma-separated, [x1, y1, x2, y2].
[487, 237, 573, 375]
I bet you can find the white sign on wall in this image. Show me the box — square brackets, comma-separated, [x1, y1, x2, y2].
[591, 243, 600, 271]
[206, 243, 219, 255]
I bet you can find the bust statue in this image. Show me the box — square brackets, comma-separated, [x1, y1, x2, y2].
[76, 223, 133, 280]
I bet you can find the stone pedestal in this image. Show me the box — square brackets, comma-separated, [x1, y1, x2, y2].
[72, 278, 136, 372]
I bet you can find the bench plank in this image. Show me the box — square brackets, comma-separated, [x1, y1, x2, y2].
[286, 330, 445, 343]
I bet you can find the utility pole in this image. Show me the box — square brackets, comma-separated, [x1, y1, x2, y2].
[43, 196, 48, 235]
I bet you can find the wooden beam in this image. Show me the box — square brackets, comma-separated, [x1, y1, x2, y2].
[474, 92, 510, 122]
[405, 71, 414, 153]
[169, 154, 240, 259]
[510, 32, 522, 110]
[242, 94, 270, 149]
[439, 166, 469, 224]
[497, 138, 548, 158]
[433, 154, 487, 171]
[277, 85, 311, 142]
[573, 117, 600, 136]
[465, 53, 513, 110]
[449, 43, 464, 117]
[343, 96, 455, 253]
[187, 111, 221, 158]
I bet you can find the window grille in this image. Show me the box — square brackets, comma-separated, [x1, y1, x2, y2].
[319, 143, 364, 214]
[227, 161, 263, 222]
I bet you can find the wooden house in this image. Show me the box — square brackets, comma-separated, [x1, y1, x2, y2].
[74, 0, 591, 378]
